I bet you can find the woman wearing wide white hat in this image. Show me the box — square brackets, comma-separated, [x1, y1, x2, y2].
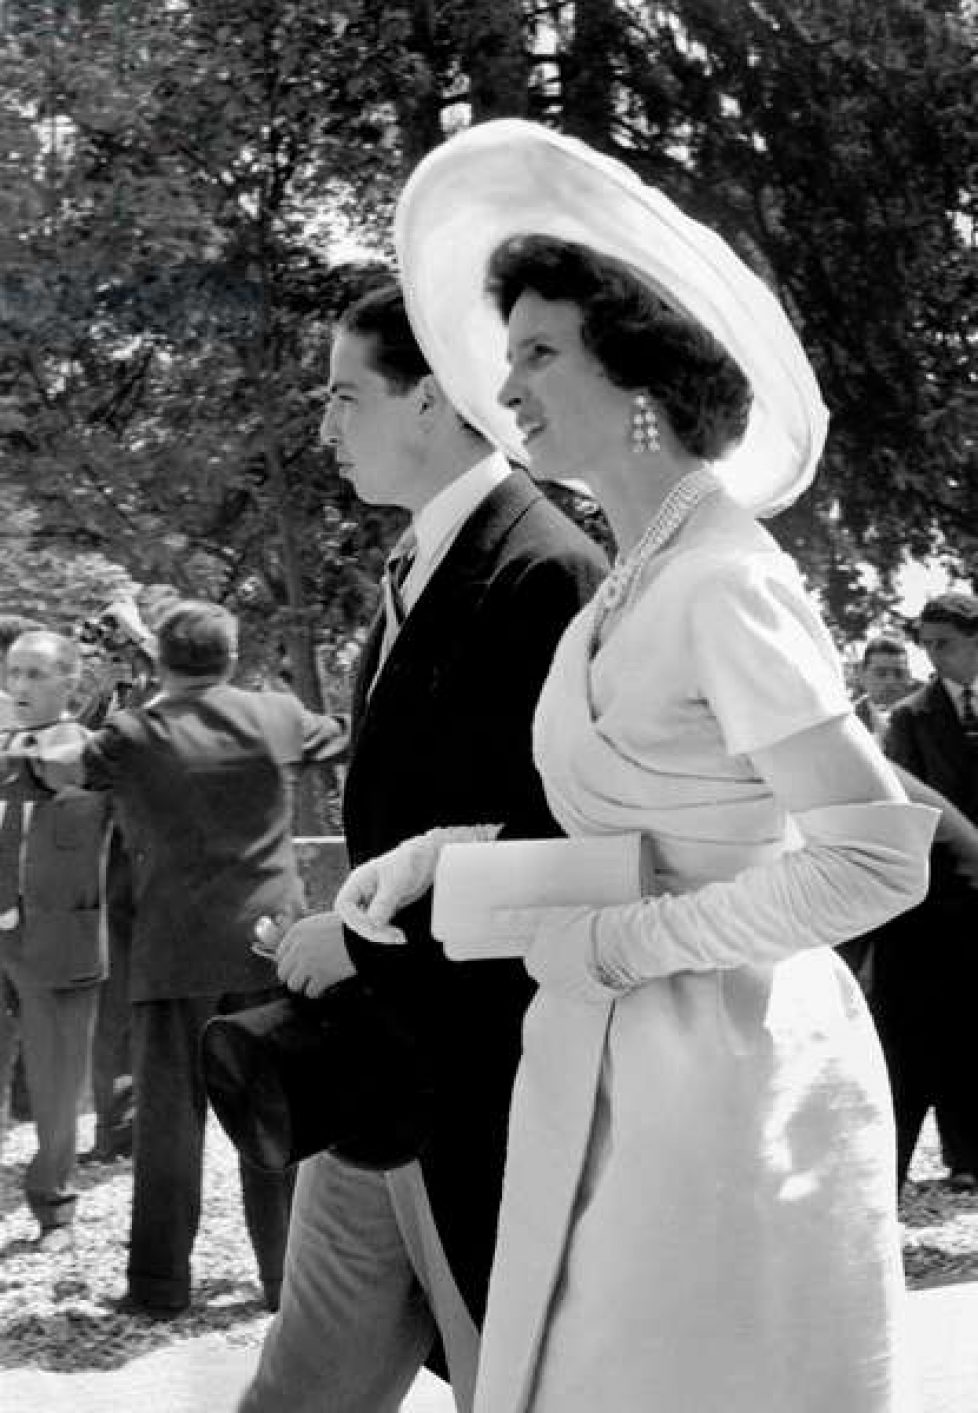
[336, 121, 936, 1412]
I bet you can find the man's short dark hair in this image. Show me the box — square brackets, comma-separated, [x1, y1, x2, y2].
[157, 601, 237, 678]
[338, 284, 430, 393]
[917, 592, 978, 638]
[862, 632, 908, 667]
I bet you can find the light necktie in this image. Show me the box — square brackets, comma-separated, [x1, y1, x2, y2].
[369, 528, 419, 697]
[382, 527, 418, 642]
[384, 528, 418, 633]
[961, 686, 978, 741]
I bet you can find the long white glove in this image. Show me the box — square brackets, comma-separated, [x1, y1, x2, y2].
[892, 764, 978, 890]
[334, 824, 501, 946]
[490, 801, 938, 1004]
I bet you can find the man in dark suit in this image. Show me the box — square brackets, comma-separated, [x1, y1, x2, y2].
[38, 600, 347, 1314]
[239, 285, 606, 1412]
[870, 592, 978, 1191]
[76, 597, 161, 1166]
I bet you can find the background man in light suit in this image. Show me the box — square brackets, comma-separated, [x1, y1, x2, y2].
[871, 592, 978, 1190]
[239, 284, 607, 1412]
[38, 601, 348, 1314]
[0, 630, 110, 1249]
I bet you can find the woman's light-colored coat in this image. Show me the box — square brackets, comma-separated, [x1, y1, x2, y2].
[474, 496, 918, 1413]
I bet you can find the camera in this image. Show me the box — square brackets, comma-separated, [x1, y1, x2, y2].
[78, 613, 125, 649]
[77, 603, 155, 658]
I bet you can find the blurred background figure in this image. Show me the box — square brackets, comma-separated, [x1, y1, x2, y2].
[851, 631, 915, 740]
[0, 615, 43, 1148]
[76, 598, 160, 728]
[0, 616, 44, 733]
[38, 599, 348, 1315]
[871, 592, 978, 1192]
[75, 598, 164, 1166]
[0, 630, 109, 1250]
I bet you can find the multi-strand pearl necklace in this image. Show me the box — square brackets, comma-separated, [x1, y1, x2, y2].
[591, 464, 720, 644]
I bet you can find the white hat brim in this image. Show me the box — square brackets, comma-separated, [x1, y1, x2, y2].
[395, 120, 828, 516]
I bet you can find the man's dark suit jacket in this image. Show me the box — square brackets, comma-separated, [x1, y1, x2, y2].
[886, 677, 978, 903]
[874, 675, 978, 1179]
[342, 469, 607, 1326]
[79, 685, 344, 1002]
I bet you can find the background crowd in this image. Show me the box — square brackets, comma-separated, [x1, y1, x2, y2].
[0, 328, 974, 1410]
[0, 594, 347, 1319]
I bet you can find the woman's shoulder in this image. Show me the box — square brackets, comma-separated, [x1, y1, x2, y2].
[651, 494, 799, 602]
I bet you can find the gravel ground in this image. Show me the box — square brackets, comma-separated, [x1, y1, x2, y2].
[2, 1109, 977, 1373]
[1, 1112, 273, 1372]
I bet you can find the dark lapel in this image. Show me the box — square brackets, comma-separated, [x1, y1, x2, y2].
[350, 613, 384, 753]
[922, 678, 971, 774]
[350, 471, 542, 747]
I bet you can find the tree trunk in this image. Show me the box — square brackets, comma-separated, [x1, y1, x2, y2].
[397, 0, 445, 173]
[562, 0, 618, 149]
[452, 0, 529, 121]
[253, 10, 325, 831]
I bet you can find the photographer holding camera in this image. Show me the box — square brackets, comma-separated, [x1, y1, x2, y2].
[31, 599, 348, 1314]
[76, 598, 161, 1165]
[77, 599, 160, 728]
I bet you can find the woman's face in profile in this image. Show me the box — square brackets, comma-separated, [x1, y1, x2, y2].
[498, 292, 630, 483]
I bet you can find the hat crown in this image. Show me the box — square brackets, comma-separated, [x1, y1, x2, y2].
[396, 119, 828, 516]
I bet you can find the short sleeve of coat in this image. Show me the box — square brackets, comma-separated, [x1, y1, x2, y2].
[298, 706, 349, 764]
[80, 717, 134, 790]
[689, 553, 852, 756]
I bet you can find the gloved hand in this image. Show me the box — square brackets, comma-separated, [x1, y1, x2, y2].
[497, 905, 615, 1004]
[274, 912, 356, 997]
[334, 837, 440, 947]
[508, 801, 938, 1002]
[892, 763, 978, 891]
[335, 824, 501, 947]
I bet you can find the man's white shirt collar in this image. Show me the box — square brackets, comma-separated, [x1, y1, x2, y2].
[402, 452, 512, 612]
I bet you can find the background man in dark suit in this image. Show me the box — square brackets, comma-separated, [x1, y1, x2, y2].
[38, 601, 347, 1314]
[76, 596, 162, 1166]
[870, 592, 978, 1190]
[239, 285, 606, 1413]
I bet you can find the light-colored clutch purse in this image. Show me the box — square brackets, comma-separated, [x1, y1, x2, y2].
[432, 832, 654, 960]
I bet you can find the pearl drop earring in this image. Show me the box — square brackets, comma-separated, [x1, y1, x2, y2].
[630, 392, 660, 454]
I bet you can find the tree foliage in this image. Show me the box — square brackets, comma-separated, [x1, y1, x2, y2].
[0, 0, 973, 689]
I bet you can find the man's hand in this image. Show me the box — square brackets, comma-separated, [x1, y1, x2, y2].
[275, 912, 356, 998]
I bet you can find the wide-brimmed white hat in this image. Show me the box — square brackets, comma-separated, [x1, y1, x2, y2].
[395, 120, 828, 516]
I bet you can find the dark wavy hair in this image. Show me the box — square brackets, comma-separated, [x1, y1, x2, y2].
[487, 234, 753, 461]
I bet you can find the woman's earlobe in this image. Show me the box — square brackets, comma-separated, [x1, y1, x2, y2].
[416, 374, 441, 417]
